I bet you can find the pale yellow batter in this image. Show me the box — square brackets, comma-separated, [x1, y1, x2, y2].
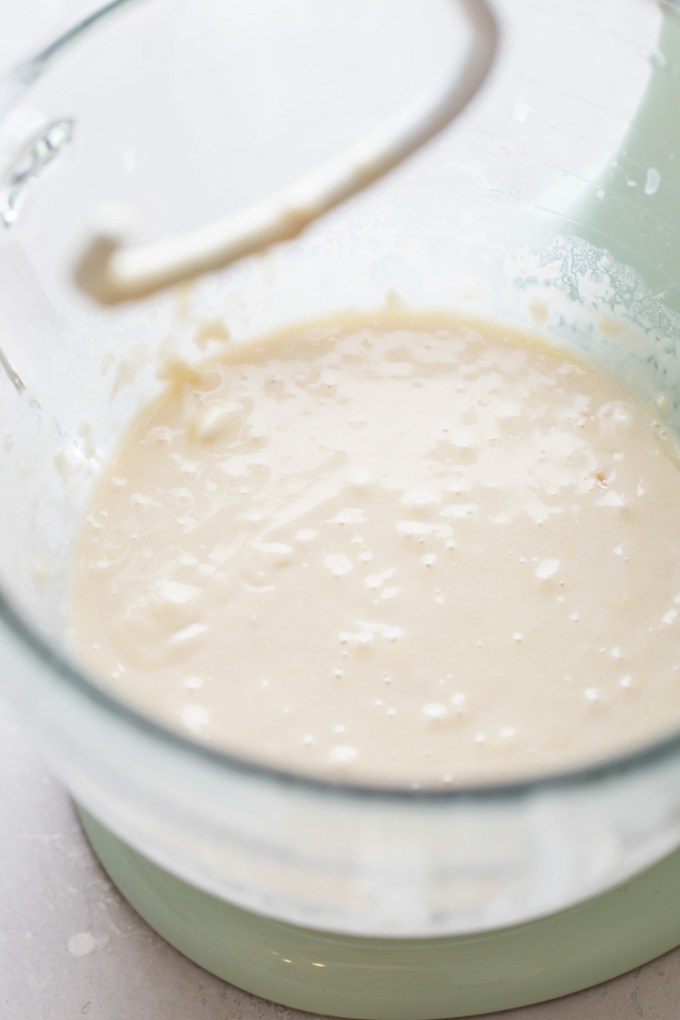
[69, 313, 680, 785]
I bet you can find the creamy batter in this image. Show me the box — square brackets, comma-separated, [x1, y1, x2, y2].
[70, 313, 680, 786]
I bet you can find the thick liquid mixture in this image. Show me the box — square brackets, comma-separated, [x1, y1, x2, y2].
[70, 314, 680, 785]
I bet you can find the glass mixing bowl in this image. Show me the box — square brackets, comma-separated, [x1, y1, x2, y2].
[2, 0, 680, 940]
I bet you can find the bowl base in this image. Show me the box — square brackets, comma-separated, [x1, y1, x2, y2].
[77, 806, 680, 1019]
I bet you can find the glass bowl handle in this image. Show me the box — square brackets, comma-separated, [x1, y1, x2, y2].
[73, 0, 499, 305]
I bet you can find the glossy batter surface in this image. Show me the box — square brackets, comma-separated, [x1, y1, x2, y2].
[70, 314, 680, 785]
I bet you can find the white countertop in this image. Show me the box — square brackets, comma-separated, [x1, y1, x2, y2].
[2, 5, 680, 1018]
